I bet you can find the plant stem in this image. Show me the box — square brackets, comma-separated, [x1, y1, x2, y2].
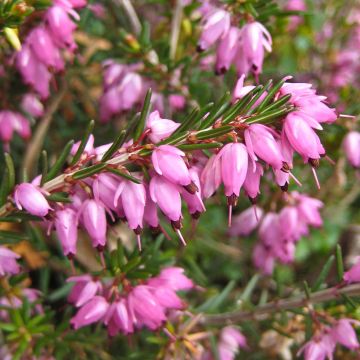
[200, 283, 360, 325]
[21, 79, 67, 179]
[116, 0, 141, 35]
[169, 0, 183, 60]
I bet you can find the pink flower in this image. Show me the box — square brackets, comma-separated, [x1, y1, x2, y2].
[232, 74, 257, 102]
[149, 175, 182, 223]
[181, 168, 205, 218]
[200, 154, 222, 198]
[253, 243, 275, 275]
[343, 131, 360, 168]
[243, 162, 264, 200]
[331, 318, 360, 349]
[285, 0, 306, 31]
[0, 111, 31, 143]
[55, 208, 78, 256]
[218, 326, 247, 360]
[70, 134, 95, 157]
[218, 143, 248, 199]
[152, 145, 193, 188]
[198, 8, 231, 51]
[344, 257, 360, 284]
[237, 21, 272, 76]
[146, 111, 180, 143]
[169, 95, 186, 111]
[215, 27, 240, 74]
[259, 212, 282, 246]
[45, 5, 77, 50]
[278, 206, 301, 241]
[67, 275, 101, 307]
[27, 26, 64, 70]
[144, 186, 159, 229]
[297, 332, 336, 360]
[154, 267, 194, 291]
[81, 199, 107, 248]
[16, 44, 52, 99]
[127, 285, 166, 330]
[295, 193, 323, 228]
[14, 183, 51, 217]
[0, 247, 20, 276]
[283, 112, 325, 162]
[229, 206, 263, 237]
[115, 179, 146, 249]
[21, 93, 44, 118]
[71, 296, 109, 329]
[106, 298, 134, 335]
[245, 124, 284, 169]
[92, 173, 121, 211]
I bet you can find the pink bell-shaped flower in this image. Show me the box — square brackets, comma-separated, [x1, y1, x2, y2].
[154, 267, 194, 291]
[344, 257, 360, 284]
[81, 199, 107, 249]
[283, 112, 325, 162]
[70, 296, 109, 329]
[238, 21, 272, 76]
[127, 285, 166, 330]
[152, 145, 194, 189]
[297, 332, 336, 360]
[14, 183, 51, 217]
[218, 142, 248, 209]
[115, 179, 146, 250]
[0, 246, 21, 276]
[200, 154, 222, 198]
[67, 274, 101, 307]
[149, 175, 183, 231]
[146, 111, 180, 143]
[55, 207, 78, 257]
[218, 326, 248, 360]
[229, 206, 263, 237]
[343, 131, 360, 168]
[331, 318, 360, 349]
[243, 161, 264, 201]
[181, 168, 206, 218]
[21, 93, 44, 118]
[16, 44, 52, 99]
[198, 8, 231, 51]
[27, 26, 64, 70]
[215, 27, 240, 74]
[245, 124, 284, 170]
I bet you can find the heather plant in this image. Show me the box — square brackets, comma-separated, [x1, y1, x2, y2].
[0, 1, 359, 359]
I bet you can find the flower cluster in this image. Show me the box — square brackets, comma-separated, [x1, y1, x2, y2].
[16, 0, 86, 99]
[99, 60, 186, 122]
[68, 267, 194, 335]
[10, 77, 337, 257]
[197, 3, 272, 77]
[298, 318, 359, 360]
[230, 192, 323, 274]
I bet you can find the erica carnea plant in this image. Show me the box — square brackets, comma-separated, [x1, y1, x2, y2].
[0, 0, 360, 359]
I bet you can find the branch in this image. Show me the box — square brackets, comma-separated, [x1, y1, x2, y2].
[200, 283, 360, 325]
[169, 0, 183, 60]
[22, 79, 67, 179]
[116, 0, 141, 36]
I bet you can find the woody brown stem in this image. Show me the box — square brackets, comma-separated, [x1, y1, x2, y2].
[200, 283, 360, 325]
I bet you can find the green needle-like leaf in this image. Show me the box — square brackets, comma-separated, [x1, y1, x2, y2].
[134, 89, 152, 141]
[312, 255, 335, 291]
[101, 130, 126, 162]
[45, 140, 74, 182]
[70, 119, 94, 166]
